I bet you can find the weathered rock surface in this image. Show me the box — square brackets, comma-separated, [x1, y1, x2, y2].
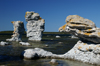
[21, 15, 100, 65]
[6, 21, 25, 42]
[21, 48, 60, 59]
[25, 11, 45, 41]
[64, 40, 100, 65]
[58, 15, 100, 65]
[59, 15, 100, 43]
[22, 41, 100, 65]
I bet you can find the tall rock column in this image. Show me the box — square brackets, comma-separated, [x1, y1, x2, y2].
[25, 11, 45, 41]
[6, 21, 25, 41]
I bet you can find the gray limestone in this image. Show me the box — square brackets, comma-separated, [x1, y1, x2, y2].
[21, 48, 58, 59]
[59, 15, 100, 43]
[22, 41, 100, 65]
[21, 15, 100, 65]
[58, 15, 100, 65]
[6, 21, 25, 42]
[25, 11, 45, 41]
[64, 40, 100, 65]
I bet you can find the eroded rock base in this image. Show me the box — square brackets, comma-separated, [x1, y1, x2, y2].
[22, 40, 100, 65]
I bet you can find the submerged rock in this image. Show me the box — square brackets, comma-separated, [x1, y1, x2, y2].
[56, 36, 60, 38]
[49, 59, 58, 65]
[25, 11, 45, 41]
[6, 21, 25, 42]
[71, 35, 78, 39]
[45, 45, 49, 47]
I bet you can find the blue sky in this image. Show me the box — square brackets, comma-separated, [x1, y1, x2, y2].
[0, 0, 100, 32]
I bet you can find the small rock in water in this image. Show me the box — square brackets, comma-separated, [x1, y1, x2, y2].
[19, 42, 30, 46]
[21, 48, 54, 59]
[45, 45, 49, 47]
[56, 36, 60, 38]
[51, 39, 53, 40]
[58, 42, 63, 44]
[71, 35, 78, 39]
[49, 59, 58, 65]
[21, 49, 38, 59]
[0, 41, 10, 46]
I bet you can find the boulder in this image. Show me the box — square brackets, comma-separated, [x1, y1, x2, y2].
[21, 48, 56, 59]
[22, 49, 38, 59]
[25, 11, 45, 41]
[6, 21, 25, 42]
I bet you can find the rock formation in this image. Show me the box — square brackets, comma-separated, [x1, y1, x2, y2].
[6, 21, 25, 41]
[59, 15, 100, 43]
[25, 11, 45, 41]
[58, 15, 100, 65]
[63, 40, 100, 65]
[21, 15, 100, 65]
[22, 41, 100, 65]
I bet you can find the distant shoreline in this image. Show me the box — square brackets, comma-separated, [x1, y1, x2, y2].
[0, 31, 71, 37]
[0, 31, 70, 34]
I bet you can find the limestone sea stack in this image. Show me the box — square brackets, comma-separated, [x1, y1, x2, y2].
[58, 15, 100, 65]
[25, 11, 45, 41]
[6, 21, 25, 42]
[59, 15, 100, 43]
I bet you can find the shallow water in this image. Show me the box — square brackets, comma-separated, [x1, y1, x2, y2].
[0, 34, 97, 66]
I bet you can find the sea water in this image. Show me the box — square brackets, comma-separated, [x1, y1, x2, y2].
[0, 34, 95, 66]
